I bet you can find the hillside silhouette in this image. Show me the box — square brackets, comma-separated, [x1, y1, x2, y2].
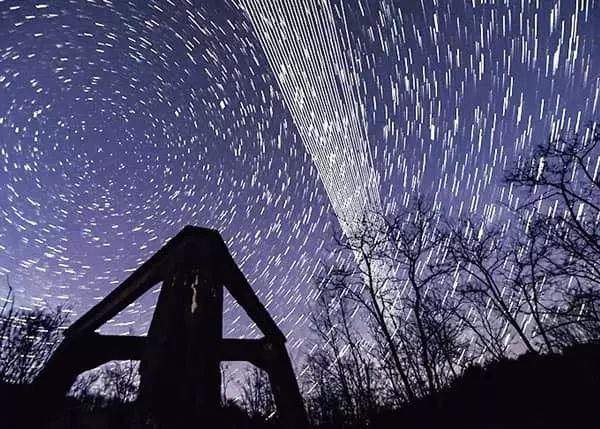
[372, 342, 600, 429]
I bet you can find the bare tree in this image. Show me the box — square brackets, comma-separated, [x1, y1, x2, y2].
[299, 121, 600, 427]
[505, 121, 600, 346]
[444, 217, 543, 356]
[69, 369, 101, 397]
[220, 363, 235, 405]
[505, 122, 600, 282]
[417, 285, 470, 383]
[102, 360, 140, 403]
[507, 217, 560, 353]
[304, 284, 378, 426]
[306, 289, 354, 423]
[545, 283, 600, 347]
[239, 365, 275, 421]
[316, 197, 467, 404]
[378, 198, 460, 393]
[449, 283, 511, 361]
[321, 210, 416, 402]
[302, 351, 346, 427]
[0, 277, 69, 384]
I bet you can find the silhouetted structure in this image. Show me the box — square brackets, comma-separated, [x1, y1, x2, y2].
[29, 226, 307, 429]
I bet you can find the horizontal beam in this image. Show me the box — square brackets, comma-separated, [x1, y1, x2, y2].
[65, 226, 286, 346]
[32, 334, 146, 401]
[218, 338, 269, 368]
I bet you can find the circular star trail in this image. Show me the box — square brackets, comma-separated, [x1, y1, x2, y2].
[0, 0, 598, 355]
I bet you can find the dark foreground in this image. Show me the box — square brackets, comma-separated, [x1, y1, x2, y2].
[1, 342, 599, 429]
[372, 342, 600, 429]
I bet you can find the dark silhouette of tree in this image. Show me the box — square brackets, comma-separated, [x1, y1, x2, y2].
[303, 119, 600, 426]
[444, 216, 562, 355]
[69, 368, 104, 408]
[320, 211, 416, 403]
[505, 122, 600, 282]
[310, 197, 469, 415]
[303, 285, 378, 427]
[379, 198, 469, 393]
[239, 365, 276, 421]
[1, 122, 598, 429]
[102, 360, 140, 403]
[545, 285, 600, 347]
[0, 276, 69, 384]
[506, 122, 600, 346]
[303, 350, 347, 428]
[445, 218, 538, 354]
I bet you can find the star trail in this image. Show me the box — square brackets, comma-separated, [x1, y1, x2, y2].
[0, 0, 598, 358]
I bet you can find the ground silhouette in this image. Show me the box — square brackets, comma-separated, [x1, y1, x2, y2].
[370, 342, 600, 429]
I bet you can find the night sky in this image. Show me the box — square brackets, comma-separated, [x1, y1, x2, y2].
[0, 0, 598, 357]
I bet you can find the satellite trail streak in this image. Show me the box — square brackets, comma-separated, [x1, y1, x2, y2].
[238, 0, 382, 234]
[238, 1, 398, 345]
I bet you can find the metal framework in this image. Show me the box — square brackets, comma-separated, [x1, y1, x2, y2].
[30, 226, 307, 429]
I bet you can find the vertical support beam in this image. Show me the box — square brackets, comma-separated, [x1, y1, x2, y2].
[135, 269, 192, 429]
[134, 241, 225, 429]
[265, 342, 309, 429]
[189, 265, 223, 427]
